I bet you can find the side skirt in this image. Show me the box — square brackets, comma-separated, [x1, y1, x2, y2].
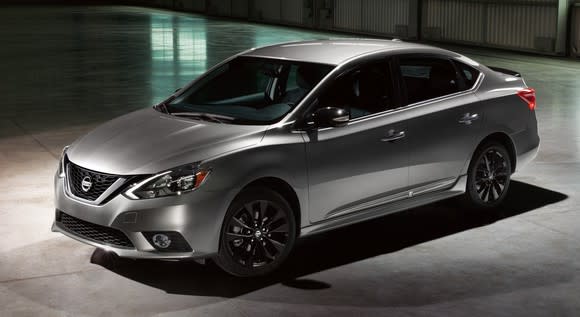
[299, 175, 467, 237]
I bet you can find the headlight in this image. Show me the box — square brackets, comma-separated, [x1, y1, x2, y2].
[57, 146, 69, 178]
[124, 164, 211, 199]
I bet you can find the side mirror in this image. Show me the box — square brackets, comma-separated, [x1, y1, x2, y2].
[311, 107, 350, 128]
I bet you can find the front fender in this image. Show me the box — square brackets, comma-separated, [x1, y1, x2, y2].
[201, 127, 309, 228]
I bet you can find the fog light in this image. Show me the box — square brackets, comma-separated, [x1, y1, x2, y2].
[143, 231, 192, 252]
[152, 234, 171, 249]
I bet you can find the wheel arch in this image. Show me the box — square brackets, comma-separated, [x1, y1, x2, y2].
[472, 132, 517, 173]
[239, 177, 301, 236]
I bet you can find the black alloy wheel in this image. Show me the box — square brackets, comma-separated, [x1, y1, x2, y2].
[215, 187, 296, 277]
[465, 141, 512, 209]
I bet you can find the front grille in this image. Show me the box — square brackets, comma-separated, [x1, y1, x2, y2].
[67, 161, 119, 201]
[58, 211, 134, 248]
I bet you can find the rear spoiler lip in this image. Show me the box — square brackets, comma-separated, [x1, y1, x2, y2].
[489, 66, 521, 78]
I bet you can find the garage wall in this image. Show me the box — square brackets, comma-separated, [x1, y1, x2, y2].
[334, 0, 411, 38]
[231, 0, 249, 18]
[572, 3, 580, 57]
[185, 0, 205, 12]
[205, 0, 230, 16]
[248, 0, 304, 25]
[422, 0, 559, 52]
[281, 0, 304, 24]
[251, 0, 280, 21]
[125, 0, 574, 56]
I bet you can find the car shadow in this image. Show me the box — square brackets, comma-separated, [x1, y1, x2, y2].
[91, 180, 567, 297]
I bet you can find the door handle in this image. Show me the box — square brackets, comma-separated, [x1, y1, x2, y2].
[458, 113, 479, 125]
[381, 130, 406, 142]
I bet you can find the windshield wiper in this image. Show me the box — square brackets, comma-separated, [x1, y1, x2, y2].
[154, 96, 176, 114]
[171, 112, 235, 123]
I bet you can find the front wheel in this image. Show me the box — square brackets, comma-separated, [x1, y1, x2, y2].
[464, 141, 512, 209]
[214, 187, 296, 277]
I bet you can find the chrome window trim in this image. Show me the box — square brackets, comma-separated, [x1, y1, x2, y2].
[299, 53, 485, 132]
[312, 70, 484, 131]
[347, 65, 484, 125]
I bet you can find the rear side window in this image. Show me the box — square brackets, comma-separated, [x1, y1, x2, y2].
[454, 61, 480, 88]
[398, 57, 460, 105]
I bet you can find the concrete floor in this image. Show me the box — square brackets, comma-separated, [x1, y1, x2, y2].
[0, 5, 579, 317]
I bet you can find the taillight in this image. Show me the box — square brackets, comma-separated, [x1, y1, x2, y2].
[517, 88, 536, 110]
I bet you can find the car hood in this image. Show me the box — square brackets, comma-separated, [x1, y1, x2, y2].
[67, 108, 268, 175]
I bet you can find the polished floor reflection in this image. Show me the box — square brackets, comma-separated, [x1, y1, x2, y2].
[1, 5, 580, 317]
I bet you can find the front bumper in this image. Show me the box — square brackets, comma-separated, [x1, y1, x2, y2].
[52, 173, 233, 259]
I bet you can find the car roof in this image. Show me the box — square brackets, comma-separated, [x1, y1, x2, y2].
[240, 39, 453, 65]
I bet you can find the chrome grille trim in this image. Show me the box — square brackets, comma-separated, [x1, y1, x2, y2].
[65, 160, 127, 205]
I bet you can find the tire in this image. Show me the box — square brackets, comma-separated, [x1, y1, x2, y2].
[214, 187, 297, 277]
[464, 141, 512, 210]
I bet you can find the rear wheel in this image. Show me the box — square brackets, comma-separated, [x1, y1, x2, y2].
[464, 141, 512, 209]
[214, 187, 296, 277]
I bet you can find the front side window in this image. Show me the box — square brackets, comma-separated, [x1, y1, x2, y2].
[165, 57, 334, 124]
[316, 61, 394, 119]
[399, 57, 461, 105]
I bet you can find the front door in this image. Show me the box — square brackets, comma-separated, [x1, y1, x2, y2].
[303, 60, 410, 223]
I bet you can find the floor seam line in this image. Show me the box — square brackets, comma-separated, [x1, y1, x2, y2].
[10, 119, 58, 160]
[517, 217, 577, 240]
[0, 267, 103, 284]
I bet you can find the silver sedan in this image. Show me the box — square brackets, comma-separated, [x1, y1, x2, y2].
[53, 39, 539, 277]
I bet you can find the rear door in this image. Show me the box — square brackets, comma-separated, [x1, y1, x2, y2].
[395, 55, 486, 189]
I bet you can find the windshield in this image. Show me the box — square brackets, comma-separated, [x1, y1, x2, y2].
[163, 56, 334, 125]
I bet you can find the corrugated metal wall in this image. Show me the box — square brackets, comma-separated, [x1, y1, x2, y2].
[422, 0, 484, 42]
[252, 0, 280, 21]
[334, 0, 410, 37]
[127, 0, 573, 55]
[334, 0, 362, 31]
[206, 0, 231, 16]
[422, 0, 559, 52]
[182, 0, 205, 12]
[280, 0, 303, 25]
[572, 4, 580, 57]
[250, 0, 303, 25]
[231, 0, 249, 18]
[486, 2, 557, 50]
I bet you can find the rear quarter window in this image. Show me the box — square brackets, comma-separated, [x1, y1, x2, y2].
[454, 61, 480, 88]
